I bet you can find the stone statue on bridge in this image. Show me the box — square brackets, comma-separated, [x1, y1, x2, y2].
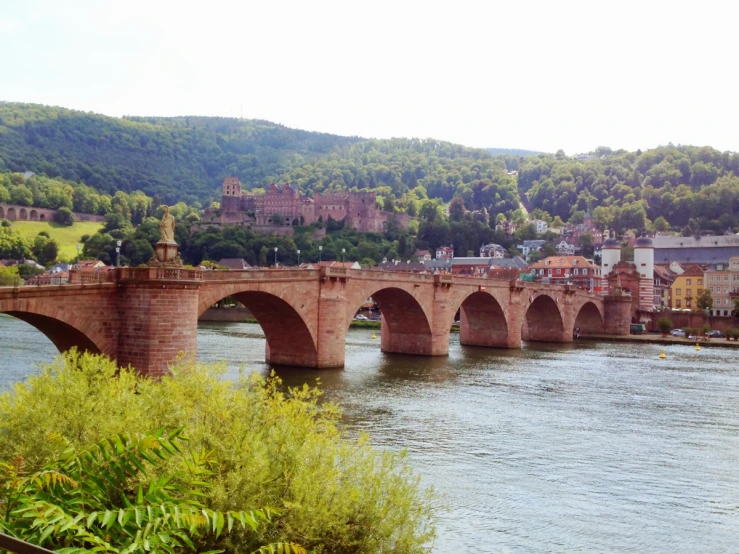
[148, 205, 183, 267]
[160, 206, 176, 243]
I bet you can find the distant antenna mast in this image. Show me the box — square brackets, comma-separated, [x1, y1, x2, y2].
[240, 104, 243, 119]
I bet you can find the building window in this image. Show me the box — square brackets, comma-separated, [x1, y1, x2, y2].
[725, 275, 730, 281]
[677, 288, 681, 296]
[573, 268, 579, 275]
[686, 279, 692, 285]
[686, 289, 692, 297]
[548, 269, 552, 277]
[676, 299, 682, 308]
[698, 279, 703, 285]
[686, 299, 692, 308]
[583, 269, 588, 275]
[697, 289, 702, 296]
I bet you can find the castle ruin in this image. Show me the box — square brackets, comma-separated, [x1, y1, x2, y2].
[207, 177, 410, 233]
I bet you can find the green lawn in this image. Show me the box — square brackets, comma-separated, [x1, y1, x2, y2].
[10, 221, 103, 261]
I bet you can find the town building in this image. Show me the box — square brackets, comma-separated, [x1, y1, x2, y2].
[703, 256, 739, 316]
[669, 265, 704, 310]
[210, 177, 410, 233]
[479, 243, 507, 258]
[376, 261, 428, 273]
[414, 249, 432, 261]
[527, 256, 602, 290]
[653, 265, 676, 309]
[517, 239, 545, 261]
[435, 246, 454, 260]
[556, 241, 576, 255]
[651, 234, 739, 265]
[532, 219, 549, 235]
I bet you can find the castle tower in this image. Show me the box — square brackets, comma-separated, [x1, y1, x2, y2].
[634, 235, 655, 310]
[221, 177, 242, 211]
[601, 237, 621, 294]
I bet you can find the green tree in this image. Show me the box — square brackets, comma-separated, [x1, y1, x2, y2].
[10, 184, 33, 206]
[653, 216, 669, 232]
[53, 206, 75, 226]
[32, 234, 59, 265]
[657, 317, 673, 335]
[448, 196, 465, 222]
[578, 232, 594, 256]
[696, 288, 713, 311]
[0, 265, 20, 286]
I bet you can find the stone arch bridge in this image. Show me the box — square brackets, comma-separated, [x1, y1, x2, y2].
[0, 267, 632, 376]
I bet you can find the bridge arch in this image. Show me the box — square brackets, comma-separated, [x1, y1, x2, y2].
[29, 209, 39, 221]
[198, 285, 319, 368]
[6, 207, 16, 220]
[19, 208, 28, 220]
[345, 282, 434, 356]
[2, 311, 103, 355]
[451, 290, 511, 348]
[0, 206, 4, 218]
[573, 300, 605, 336]
[522, 294, 566, 343]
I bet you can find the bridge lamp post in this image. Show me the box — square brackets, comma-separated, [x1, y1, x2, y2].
[76, 243, 82, 261]
[274, 247, 278, 267]
[318, 245, 322, 264]
[116, 240, 122, 267]
[342, 248, 346, 263]
[297, 249, 300, 267]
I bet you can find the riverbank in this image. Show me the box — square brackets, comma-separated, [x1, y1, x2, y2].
[580, 333, 739, 348]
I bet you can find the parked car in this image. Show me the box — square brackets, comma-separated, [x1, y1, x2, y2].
[670, 329, 686, 337]
[354, 314, 368, 321]
[707, 330, 724, 338]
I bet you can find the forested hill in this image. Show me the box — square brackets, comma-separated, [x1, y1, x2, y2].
[2, 102, 738, 235]
[518, 147, 739, 234]
[0, 102, 521, 210]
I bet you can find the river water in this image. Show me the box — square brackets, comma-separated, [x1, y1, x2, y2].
[2, 314, 739, 552]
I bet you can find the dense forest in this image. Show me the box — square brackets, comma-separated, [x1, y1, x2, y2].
[519, 146, 739, 234]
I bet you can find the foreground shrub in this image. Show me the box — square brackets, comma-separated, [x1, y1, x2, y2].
[0, 428, 300, 553]
[0, 352, 435, 553]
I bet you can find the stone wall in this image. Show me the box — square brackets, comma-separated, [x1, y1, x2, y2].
[643, 310, 738, 332]
[0, 203, 104, 223]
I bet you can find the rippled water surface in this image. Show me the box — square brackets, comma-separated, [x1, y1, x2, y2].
[3, 314, 739, 552]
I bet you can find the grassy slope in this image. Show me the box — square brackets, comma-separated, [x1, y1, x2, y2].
[10, 221, 103, 261]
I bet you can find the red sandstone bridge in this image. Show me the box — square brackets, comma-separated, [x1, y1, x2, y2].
[0, 267, 632, 375]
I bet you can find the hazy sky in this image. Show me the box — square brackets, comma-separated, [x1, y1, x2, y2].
[2, 0, 737, 154]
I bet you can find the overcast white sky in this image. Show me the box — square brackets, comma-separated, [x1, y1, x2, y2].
[2, 0, 737, 154]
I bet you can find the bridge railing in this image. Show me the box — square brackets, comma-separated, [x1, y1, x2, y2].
[67, 270, 116, 285]
[116, 267, 204, 282]
[202, 268, 321, 281]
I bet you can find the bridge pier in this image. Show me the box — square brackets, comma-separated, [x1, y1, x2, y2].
[116, 269, 202, 377]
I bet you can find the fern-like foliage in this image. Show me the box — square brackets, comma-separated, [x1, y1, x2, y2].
[0, 428, 303, 553]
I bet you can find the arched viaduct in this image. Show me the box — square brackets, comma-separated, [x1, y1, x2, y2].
[0, 267, 632, 376]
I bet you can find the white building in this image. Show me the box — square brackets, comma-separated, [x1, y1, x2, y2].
[532, 219, 549, 235]
[556, 241, 576, 255]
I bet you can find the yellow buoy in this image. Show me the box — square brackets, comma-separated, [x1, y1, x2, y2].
[371, 332, 377, 340]
[695, 342, 700, 351]
[659, 350, 666, 359]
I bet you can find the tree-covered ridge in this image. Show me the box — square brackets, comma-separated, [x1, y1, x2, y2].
[519, 146, 739, 233]
[0, 102, 521, 212]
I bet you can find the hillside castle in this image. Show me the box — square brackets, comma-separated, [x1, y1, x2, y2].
[206, 177, 410, 233]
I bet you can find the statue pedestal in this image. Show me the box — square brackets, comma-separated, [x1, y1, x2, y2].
[148, 241, 183, 267]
